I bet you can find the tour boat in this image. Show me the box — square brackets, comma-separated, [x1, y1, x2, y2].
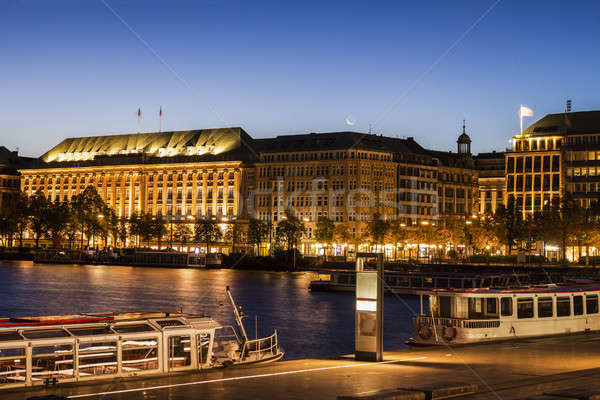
[408, 281, 600, 346]
[0, 288, 283, 390]
[309, 270, 530, 295]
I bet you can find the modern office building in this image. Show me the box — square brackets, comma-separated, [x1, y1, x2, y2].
[506, 110, 600, 215]
[475, 151, 505, 214]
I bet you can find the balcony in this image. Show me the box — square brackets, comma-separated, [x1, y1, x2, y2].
[415, 315, 501, 329]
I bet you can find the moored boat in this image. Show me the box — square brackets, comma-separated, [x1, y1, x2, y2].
[408, 281, 600, 346]
[0, 288, 283, 390]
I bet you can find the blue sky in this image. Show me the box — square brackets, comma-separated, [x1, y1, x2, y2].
[1, 0, 600, 157]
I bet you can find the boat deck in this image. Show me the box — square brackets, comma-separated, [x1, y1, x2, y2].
[5, 332, 600, 400]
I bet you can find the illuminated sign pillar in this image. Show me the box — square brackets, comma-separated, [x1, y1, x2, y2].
[355, 252, 383, 361]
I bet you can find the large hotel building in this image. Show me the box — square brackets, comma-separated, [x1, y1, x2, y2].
[17, 125, 478, 253]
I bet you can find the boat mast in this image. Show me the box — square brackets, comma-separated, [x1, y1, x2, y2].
[226, 286, 249, 342]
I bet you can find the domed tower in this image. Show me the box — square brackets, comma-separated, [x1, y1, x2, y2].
[457, 120, 471, 155]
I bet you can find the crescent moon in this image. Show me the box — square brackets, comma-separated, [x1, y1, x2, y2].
[345, 115, 356, 126]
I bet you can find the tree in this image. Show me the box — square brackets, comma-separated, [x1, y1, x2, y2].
[173, 223, 193, 250]
[469, 214, 500, 253]
[128, 213, 142, 247]
[535, 194, 583, 262]
[314, 217, 335, 258]
[247, 218, 269, 255]
[493, 197, 526, 255]
[29, 191, 50, 248]
[13, 193, 30, 247]
[224, 220, 243, 253]
[138, 213, 156, 248]
[366, 213, 389, 251]
[71, 186, 107, 248]
[194, 218, 222, 254]
[45, 200, 71, 247]
[152, 214, 167, 249]
[274, 212, 306, 251]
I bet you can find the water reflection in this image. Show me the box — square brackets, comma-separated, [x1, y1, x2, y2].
[0, 261, 418, 360]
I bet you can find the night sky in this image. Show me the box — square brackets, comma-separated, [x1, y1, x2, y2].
[2, 0, 599, 157]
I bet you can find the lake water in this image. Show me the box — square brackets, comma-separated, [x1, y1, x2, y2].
[0, 261, 420, 360]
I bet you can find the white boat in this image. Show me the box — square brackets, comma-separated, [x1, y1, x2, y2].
[0, 288, 283, 390]
[408, 280, 600, 345]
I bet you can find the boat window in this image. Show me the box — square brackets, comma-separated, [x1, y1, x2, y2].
[22, 329, 70, 339]
[435, 278, 448, 289]
[573, 296, 584, 316]
[501, 297, 513, 316]
[517, 298, 534, 319]
[168, 335, 192, 368]
[450, 279, 462, 289]
[439, 296, 451, 318]
[121, 338, 159, 371]
[197, 333, 211, 365]
[537, 297, 553, 318]
[350, 275, 356, 284]
[113, 324, 155, 333]
[156, 319, 185, 328]
[423, 278, 434, 288]
[338, 275, 349, 284]
[32, 343, 74, 380]
[397, 277, 409, 287]
[0, 331, 23, 341]
[67, 326, 112, 336]
[0, 347, 26, 385]
[557, 297, 571, 317]
[586, 295, 599, 314]
[410, 277, 422, 288]
[463, 279, 473, 289]
[468, 298, 484, 319]
[78, 341, 118, 376]
[486, 298, 498, 315]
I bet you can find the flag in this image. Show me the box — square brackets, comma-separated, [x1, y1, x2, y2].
[137, 108, 141, 117]
[519, 105, 533, 118]
[159, 106, 162, 117]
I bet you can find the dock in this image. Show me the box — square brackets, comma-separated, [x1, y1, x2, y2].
[6, 333, 600, 400]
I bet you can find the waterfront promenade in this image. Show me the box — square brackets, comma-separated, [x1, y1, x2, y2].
[6, 333, 600, 400]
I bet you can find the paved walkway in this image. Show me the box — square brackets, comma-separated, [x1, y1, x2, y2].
[5, 333, 600, 400]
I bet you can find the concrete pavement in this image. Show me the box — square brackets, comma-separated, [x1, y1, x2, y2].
[5, 333, 600, 400]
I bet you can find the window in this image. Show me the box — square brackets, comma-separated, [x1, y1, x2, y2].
[517, 298, 534, 318]
[501, 297, 513, 316]
[537, 297, 553, 318]
[556, 297, 571, 317]
[168, 335, 191, 368]
[122, 337, 158, 370]
[574, 295, 583, 316]
[0, 348, 26, 384]
[586, 295, 599, 314]
[198, 333, 211, 365]
[486, 298, 498, 315]
[79, 341, 118, 376]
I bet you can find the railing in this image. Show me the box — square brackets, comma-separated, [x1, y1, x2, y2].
[240, 331, 279, 360]
[415, 315, 500, 329]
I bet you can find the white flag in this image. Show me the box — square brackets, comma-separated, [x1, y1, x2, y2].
[519, 105, 534, 118]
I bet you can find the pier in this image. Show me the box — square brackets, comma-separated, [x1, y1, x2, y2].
[6, 333, 600, 400]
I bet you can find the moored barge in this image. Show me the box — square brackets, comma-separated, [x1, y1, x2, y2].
[408, 281, 600, 345]
[0, 289, 282, 390]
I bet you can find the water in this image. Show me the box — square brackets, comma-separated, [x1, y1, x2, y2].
[0, 261, 420, 360]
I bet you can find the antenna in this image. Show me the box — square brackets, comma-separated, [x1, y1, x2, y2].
[159, 106, 163, 132]
[368, 124, 372, 134]
[566, 99, 572, 113]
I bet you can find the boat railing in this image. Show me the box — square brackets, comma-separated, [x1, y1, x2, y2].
[415, 315, 500, 329]
[240, 331, 279, 360]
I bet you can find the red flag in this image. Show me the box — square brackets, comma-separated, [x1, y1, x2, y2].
[137, 108, 141, 117]
[159, 106, 162, 117]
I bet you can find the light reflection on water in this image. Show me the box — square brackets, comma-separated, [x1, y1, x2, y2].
[0, 261, 419, 360]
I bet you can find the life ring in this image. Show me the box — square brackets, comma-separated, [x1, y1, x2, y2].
[417, 323, 432, 339]
[442, 325, 457, 341]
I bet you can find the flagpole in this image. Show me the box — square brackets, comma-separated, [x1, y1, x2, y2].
[137, 108, 141, 133]
[520, 104, 523, 134]
[159, 106, 162, 132]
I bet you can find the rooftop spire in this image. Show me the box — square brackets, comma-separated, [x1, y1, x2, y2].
[462, 119, 466, 134]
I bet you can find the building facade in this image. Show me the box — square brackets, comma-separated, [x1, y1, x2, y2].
[475, 151, 505, 214]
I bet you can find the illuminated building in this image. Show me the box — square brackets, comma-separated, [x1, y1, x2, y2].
[0, 147, 35, 209]
[475, 151, 505, 214]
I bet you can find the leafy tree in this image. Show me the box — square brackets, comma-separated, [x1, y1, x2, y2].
[29, 191, 50, 248]
[117, 218, 129, 247]
[274, 212, 306, 252]
[13, 193, 30, 248]
[366, 213, 389, 250]
[152, 214, 167, 249]
[71, 186, 107, 248]
[128, 213, 142, 247]
[314, 217, 335, 257]
[535, 194, 583, 262]
[194, 218, 222, 254]
[224, 220, 243, 253]
[493, 197, 526, 255]
[173, 223, 193, 250]
[247, 218, 269, 255]
[138, 213, 156, 247]
[45, 200, 71, 247]
[469, 214, 500, 253]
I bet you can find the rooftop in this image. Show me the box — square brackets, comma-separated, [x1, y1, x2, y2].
[519, 110, 600, 137]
